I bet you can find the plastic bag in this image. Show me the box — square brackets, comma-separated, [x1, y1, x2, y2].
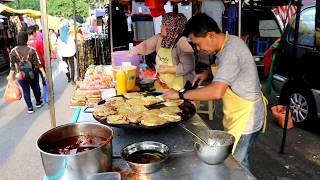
[59, 60, 69, 73]
[3, 81, 22, 102]
[43, 81, 48, 103]
[271, 105, 294, 129]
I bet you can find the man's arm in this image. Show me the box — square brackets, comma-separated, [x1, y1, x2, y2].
[163, 81, 229, 101]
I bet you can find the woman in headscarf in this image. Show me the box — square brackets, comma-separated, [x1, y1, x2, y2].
[129, 13, 195, 90]
[57, 22, 76, 84]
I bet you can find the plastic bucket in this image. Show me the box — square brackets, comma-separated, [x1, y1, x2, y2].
[113, 66, 137, 92]
[112, 51, 141, 74]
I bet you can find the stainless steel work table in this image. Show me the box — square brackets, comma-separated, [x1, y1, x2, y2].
[77, 107, 256, 180]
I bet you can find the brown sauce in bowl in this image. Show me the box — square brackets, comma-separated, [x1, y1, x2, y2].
[126, 150, 166, 164]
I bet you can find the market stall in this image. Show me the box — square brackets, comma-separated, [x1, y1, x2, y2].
[36, 1, 298, 179]
[82, 112, 256, 180]
[41, 104, 257, 180]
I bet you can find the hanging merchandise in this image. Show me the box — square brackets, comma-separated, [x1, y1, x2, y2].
[201, 0, 225, 31]
[132, 15, 154, 42]
[109, 2, 129, 51]
[178, 3, 192, 20]
[145, 0, 166, 17]
[80, 34, 111, 79]
[132, 0, 151, 14]
[223, 0, 238, 35]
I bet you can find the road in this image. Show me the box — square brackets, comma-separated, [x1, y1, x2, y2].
[0, 61, 319, 180]
[200, 92, 320, 180]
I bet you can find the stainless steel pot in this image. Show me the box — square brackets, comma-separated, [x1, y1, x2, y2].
[193, 130, 235, 165]
[36, 123, 113, 180]
[120, 141, 170, 174]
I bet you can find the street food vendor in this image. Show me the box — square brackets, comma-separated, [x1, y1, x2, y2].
[163, 13, 267, 170]
[129, 12, 195, 90]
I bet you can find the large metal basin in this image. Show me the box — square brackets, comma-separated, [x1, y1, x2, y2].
[37, 123, 113, 180]
[194, 130, 235, 165]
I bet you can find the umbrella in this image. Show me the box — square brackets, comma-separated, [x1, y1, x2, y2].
[0, 15, 7, 19]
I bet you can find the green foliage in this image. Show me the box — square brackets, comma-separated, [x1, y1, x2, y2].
[6, 0, 89, 20]
[47, 0, 89, 19]
[6, 0, 40, 10]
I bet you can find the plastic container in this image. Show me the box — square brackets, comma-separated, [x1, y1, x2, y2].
[271, 105, 294, 129]
[115, 68, 127, 95]
[139, 63, 148, 79]
[87, 172, 121, 180]
[113, 65, 137, 92]
[112, 50, 141, 74]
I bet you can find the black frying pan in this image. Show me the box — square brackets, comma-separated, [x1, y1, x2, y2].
[92, 92, 196, 129]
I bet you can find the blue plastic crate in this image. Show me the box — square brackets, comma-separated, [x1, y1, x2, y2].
[256, 38, 270, 56]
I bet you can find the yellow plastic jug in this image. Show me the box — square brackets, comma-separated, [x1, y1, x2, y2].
[113, 65, 137, 92]
[115, 69, 127, 95]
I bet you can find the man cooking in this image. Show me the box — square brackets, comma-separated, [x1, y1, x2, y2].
[163, 13, 267, 170]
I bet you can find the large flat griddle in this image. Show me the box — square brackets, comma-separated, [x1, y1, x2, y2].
[92, 92, 196, 129]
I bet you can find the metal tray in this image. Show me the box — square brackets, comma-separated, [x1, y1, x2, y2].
[92, 92, 196, 129]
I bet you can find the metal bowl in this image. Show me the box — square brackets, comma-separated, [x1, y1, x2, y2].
[138, 78, 155, 91]
[120, 141, 170, 174]
[193, 130, 235, 165]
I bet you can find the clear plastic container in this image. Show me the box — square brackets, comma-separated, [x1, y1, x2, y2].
[87, 172, 121, 180]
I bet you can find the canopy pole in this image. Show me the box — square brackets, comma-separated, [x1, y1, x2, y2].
[280, 0, 303, 154]
[109, 0, 113, 53]
[238, 0, 241, 37]
[40, 0, 56, 128]
[73, 0, 79, 80]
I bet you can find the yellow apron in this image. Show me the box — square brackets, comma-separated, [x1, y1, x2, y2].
[211, 33, 268, 153]
[156, 47, 183, 90]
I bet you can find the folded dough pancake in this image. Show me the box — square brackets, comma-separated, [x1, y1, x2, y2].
[130, 105, 148, 113]
[126, 98, 146, 106]
[124, 92, 144, 99]
[159, 113, 182, 122]
[163, 99, 184, 107]
[127, 113, 143, 123]
[140, 114, 167, 126]
[107, 115, 129, 124]
[160, 106, 182, 113]
[142, 109, 162, 116]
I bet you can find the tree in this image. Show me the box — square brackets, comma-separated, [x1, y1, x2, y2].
[7, 0, 89, 20]
[47, 0, 89, 20]
[7, 0, 40, 10]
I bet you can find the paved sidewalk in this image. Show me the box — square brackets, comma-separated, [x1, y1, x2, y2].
[0, 61, 75, 179]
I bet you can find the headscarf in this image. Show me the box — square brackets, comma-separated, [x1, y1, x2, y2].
[161, 13, 187, 48]
[59, 22, 69, 43]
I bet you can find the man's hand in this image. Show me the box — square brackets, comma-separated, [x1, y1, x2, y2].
[192, 70, 211, 86]
[163, 88, 179, 100]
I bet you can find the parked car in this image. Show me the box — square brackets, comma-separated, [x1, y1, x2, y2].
[272, 1, 320, 128]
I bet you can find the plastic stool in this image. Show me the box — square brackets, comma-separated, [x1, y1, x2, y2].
[197, 100, 215, 120]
